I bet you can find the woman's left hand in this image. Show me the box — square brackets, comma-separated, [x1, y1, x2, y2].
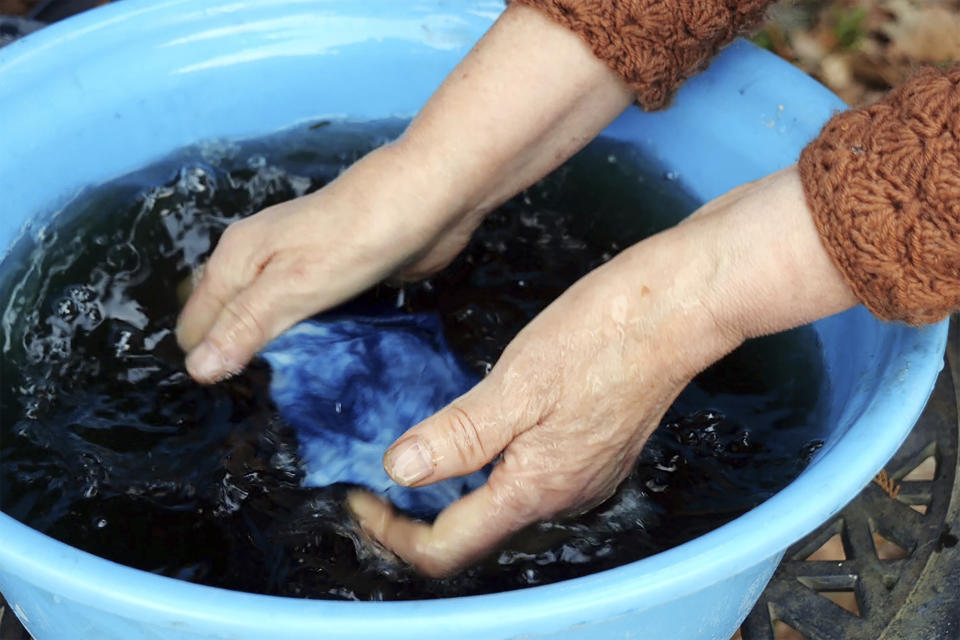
[348, 166, 859, 577]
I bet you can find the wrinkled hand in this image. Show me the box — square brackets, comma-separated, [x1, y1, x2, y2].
[176, 144, 479, 381]
[348, 167, 858, 576]
[176, 2, 634, 381]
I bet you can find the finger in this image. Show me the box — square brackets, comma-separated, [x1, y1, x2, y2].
[348, 472, 545, 577]
[175, 264, 204, 310]
[176, 231, 257, 352]
[176, 268, 238, 353]
[382, 377, 522, 487]
[183, 269, 294, 383]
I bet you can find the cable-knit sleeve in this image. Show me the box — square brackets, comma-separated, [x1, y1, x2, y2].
[799, 65, 960, 326]
[515, 2, 960, 324]
[511, 0, 774, 110]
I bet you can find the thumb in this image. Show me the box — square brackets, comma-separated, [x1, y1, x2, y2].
[383, 378, 519, 487]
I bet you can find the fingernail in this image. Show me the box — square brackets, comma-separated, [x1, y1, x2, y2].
[385, 438, 433, 486]
[186, 341, 228, 382]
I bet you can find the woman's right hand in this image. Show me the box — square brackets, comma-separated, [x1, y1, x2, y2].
[175, 142, 473, 383]
[345, 165, 859, 577]
[176, 3, 634, 384]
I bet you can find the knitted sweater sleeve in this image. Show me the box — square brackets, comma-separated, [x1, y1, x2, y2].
[511, 0, 774, 110]
[516, 1, 960, 325]
[799, 65, 960, 325]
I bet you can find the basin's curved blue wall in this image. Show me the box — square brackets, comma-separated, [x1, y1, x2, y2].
[0, 1, 947, 639]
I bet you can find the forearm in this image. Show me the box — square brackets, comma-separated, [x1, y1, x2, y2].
[699, 167, 859, 341]
[391, 4, 634, 229]
[613, 167, 859, 381]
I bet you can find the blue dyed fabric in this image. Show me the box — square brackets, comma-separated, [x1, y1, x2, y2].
[260, 313, 487, 516]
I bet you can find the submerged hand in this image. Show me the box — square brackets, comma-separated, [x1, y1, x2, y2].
[175, 144, 477, 382]
[348, 167, 858, 577]
[177, 4, 633, 383]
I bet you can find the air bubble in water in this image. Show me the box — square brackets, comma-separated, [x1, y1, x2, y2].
[68, 285, 96, 304]
[81, 305, 103, 330]
[56, 298, 78, 322]
[289, 175, 312, 197]
[35, 225, 57, 249]
[106, 243, 140, 273]
[178, 165, 216, 195]
[114, 330, 132, 357]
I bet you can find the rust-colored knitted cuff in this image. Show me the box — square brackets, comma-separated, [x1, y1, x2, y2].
[512, 0, 772, 110]
[800, 65, 960, 325]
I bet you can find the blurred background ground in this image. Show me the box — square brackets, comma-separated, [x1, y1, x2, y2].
[0, 2, 956, 640]
[755, 0, 960, 107]
[0, 0, 33, 15]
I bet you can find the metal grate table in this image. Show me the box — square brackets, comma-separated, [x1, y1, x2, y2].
[740, 320, 960, 640]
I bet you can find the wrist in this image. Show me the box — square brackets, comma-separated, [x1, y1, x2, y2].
[388, 3, 633, 228]
[579, 225, 745, 389]
[382, 134, 487, 227]
[317, 141, 464, 238]
[687, 166, 858, 344]
[594, 166, 857, 384]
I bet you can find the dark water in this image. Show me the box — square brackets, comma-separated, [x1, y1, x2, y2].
[0, 121, 825, 600]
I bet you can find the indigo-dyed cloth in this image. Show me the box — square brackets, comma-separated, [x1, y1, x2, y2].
[261, 313, 488, 516]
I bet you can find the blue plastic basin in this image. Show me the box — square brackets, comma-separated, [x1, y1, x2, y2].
[0, 1, 948, 639]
